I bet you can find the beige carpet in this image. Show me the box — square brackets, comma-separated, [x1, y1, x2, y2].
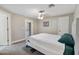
[0, 41, 44, 55]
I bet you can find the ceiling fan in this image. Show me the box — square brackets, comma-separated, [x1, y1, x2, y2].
[38, 4, 55, 20]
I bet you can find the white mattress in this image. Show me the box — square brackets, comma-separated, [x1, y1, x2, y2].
[27, 33, 65, 55]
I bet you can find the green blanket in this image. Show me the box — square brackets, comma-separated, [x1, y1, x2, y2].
[63, 45, 75, 55]
[58, 33, 75, 55]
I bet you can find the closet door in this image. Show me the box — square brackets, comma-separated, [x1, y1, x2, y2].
[0, 13, 8, 45]
[58, 16, 69, 35]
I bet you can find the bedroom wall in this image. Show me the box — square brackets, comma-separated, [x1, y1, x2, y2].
[36, 15, 73, 34]
[37, 18, 58, 34]
[33, 19, 38, 34]
[69, 15, 74, 34]
[11, 14, 26, 42]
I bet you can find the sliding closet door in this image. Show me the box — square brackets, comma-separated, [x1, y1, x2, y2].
[58, 16, 69, 35]
[0, 13, 8, 45]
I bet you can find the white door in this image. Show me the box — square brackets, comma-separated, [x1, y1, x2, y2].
[0, 13, 8, 45]
[58, 16, 69, 35]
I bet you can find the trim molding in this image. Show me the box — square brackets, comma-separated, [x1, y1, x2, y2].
[11, 38, 26, 44]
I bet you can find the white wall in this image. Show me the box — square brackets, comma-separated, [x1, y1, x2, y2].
[33, 19, 38, 34]
[37, 18, 58, 34]
[11, 14, 26, 42]
[36, 15, 73, 35]
[73, 5, 79, 54]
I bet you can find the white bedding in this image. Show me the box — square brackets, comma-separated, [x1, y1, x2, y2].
[27, 33, 65, 55]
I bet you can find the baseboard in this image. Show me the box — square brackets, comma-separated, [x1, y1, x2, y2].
[11, 38, 26, 44]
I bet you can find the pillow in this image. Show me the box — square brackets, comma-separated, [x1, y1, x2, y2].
[58, 33, 75, 47]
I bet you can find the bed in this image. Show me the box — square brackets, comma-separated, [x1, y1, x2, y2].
[26, 33, 65, 55]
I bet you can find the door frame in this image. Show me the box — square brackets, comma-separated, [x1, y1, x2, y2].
[0, 9, 11, 45]
[25, 19, 33, 38]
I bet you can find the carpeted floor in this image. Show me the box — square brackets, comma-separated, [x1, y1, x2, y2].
[0, 41, 44, 55]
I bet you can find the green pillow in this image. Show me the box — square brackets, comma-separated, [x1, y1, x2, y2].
[58, 33, 75, 47]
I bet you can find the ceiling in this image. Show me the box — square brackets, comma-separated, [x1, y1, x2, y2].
[0, 4, 76, 19]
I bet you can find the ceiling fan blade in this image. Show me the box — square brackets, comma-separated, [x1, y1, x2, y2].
[49, 4, 55, 8]
[39, 10, 45, 13]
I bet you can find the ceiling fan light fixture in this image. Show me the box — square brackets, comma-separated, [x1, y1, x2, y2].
[38, 12, 44, 20]
[39, 10, 45, 13]
[37, 4, 55, 20]
[49, 4, 55, 8]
